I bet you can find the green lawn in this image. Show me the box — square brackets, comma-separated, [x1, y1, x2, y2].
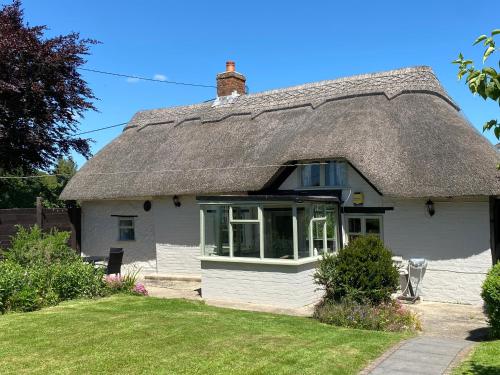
[453, 339, 500, 375]
[0, 295, 406, 374]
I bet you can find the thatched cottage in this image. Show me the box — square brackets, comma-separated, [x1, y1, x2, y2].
[62, 63, 500, 307]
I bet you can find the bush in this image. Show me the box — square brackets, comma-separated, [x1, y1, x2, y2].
[314, 235, 399, 304]
[0, 226, 109, 313]
[0, 260, 25, 313]
[51, 261, 106, 301]
[6, 225, 78, 266]
[482, 262, 500, 338]
[314, 298, 420, 332]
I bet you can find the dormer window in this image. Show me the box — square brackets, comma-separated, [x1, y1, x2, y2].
[300, 160, 347, 188]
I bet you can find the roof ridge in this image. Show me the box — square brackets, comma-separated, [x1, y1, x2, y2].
[242, 65, 434, 98]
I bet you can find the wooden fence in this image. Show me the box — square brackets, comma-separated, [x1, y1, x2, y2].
[0, 198, 81, 253]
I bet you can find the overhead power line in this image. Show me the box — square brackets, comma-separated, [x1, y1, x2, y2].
[79, 68, 216, 88]
[74, 122, 128, 136]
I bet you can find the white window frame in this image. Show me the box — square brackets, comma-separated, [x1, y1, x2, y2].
[299, 160, 348, 189]
[344, 215, 383, 244]
[200, 202, 339, 261]
[118, 217, 135, 241]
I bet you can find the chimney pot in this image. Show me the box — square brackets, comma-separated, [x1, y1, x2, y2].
[216, 60, 246, 97]
[226, 61, 235, 72]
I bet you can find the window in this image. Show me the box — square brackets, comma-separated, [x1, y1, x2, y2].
[300, 160, 347, 188]
[301, 163, 321, 187]
[264, 207, 293, 259]
[118, 217, 135, 241]
[346, 216, 382, 243]
[325, 161, 347, 186]
[203, 206, 229, 256]
[201, 203, 339, 261]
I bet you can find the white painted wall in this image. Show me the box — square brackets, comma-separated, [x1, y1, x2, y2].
[384, 199, 491, 304]
[201, 260, 323, 308]
[81, 200, 157, 273]
[153, 196, 201, 276]
[81, 165, 493, 306]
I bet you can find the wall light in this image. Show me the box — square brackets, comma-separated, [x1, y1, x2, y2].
[173, 195, 181, 208]
[426, 199, 435, 217]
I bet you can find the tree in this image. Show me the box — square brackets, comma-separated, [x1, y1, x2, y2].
[453, 29, 499, 141]
[0, 0, 97, 174]
[0, 158, 77, 209]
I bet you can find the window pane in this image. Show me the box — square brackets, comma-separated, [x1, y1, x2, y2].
[204, 207, 229, 256]
[325, 161, 347, 186]
[264, 207, 293, 259]
[348, 218, 362, 233]
[366, 218, 381, 235]
[301, 164, 320, 187]
[313, 204, 326, 218]
[232, 206, 258, 220]
[119, 228, 135, 241]
[233, 223, 260, 257]
[297, 207, 311, 258]
[326, 207, 338, 252]
[119, 219, 133, 227]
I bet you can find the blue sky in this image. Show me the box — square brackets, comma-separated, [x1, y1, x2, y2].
[7, 0, 499, 168]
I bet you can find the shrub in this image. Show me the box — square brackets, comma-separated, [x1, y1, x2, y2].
[314, 298, 421, 332]
[6, 225, 78, 266]
[482, 262, 500, 338]
[314, 235, 399, 304]
[51, 261, 106, 301]
[0, 260, 25, 313]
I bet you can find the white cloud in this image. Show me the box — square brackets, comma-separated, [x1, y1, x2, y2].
[153, 74, 167, 81]
[126, 77, 140, 83]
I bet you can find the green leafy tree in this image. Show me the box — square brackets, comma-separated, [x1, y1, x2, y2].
[0, 158, 77, 208]
[453, 29, 500, 140]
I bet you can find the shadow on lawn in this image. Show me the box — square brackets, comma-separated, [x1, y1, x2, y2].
[467, 363, 500, 375]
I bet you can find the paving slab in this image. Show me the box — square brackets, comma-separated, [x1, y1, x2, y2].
[366, 337, 472, 375]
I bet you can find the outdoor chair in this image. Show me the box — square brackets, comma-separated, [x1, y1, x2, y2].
[106, 248, 124, 275]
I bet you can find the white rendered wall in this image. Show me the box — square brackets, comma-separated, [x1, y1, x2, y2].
[81, 200, 157, 274]
[384, 200, 491, 305]
[153, 196, 201, 276]
[201, 260, 323, 308]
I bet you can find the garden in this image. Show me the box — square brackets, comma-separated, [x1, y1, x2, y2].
[0, 226, 147, 314]
[1, 229, 499, 374]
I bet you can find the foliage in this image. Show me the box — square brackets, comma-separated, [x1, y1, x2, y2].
[0, 158, 77, 209]
[104, 269, 148, 296]
[0, 226, 107, 313]
[6, 225, 78, 266]
[453, 29, 500, 144]
[482, 262, 500, 338]
[51, 261, 105, 301]
[314, 235, 399, 304]
[314, 298, 420, 332]
[0, 296, 408, 374]
[0, 1, 96, 174]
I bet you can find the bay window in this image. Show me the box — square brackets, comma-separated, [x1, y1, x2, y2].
[200, 201, 339, 261]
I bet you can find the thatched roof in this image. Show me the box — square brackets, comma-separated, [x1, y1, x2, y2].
[61, 66, 500, 200]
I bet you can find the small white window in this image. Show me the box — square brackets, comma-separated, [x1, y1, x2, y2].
[118, 217, 135, 241]
[346, 216, 382, 243]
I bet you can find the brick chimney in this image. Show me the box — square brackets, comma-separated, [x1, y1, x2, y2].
[216, 61, 246, 97]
